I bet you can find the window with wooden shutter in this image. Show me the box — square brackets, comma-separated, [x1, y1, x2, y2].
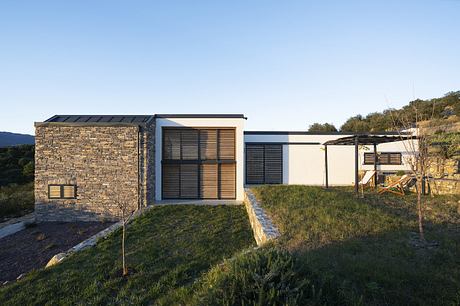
[162, 127, 236, 199]
[48, 184, 77, 199]
[245, 144, 282, 184]
[363, 152, 402, 165]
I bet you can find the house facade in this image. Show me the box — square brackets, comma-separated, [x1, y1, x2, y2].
[34, 114, 413, 221]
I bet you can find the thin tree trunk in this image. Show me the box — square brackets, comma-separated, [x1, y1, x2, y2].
[416, 178, 425, 241]
[122, 222, 127, 276]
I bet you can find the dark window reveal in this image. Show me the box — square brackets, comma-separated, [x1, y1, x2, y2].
[363, 152, 402, 165]
[48, 184, 77, 199]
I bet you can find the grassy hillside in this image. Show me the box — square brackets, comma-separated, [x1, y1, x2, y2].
[248, 185, 460, 305]
[0, 205, 255, 305]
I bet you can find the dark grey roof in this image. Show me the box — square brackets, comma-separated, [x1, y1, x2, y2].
[45, 115, 154, 124]
[154, 114, 247, 119]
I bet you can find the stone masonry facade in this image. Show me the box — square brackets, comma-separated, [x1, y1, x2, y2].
[35, 122, 155, 222]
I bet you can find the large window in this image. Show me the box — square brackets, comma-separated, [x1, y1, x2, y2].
[162, 128, 236, 199]
[245, 144, 283, 184]
[364, 152, 402, 165]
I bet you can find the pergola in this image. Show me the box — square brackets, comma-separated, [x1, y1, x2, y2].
[323, 134, 413, 195]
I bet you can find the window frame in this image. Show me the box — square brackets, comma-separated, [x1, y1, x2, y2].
[161, 127, 237, 200]
[245, 143, 283, 185]
[48, 184, 77, 199]
[363, 152, 402, 165]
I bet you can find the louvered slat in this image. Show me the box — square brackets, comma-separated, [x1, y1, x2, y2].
[220, 163, 236, 199]
[180, 164, 198, 198]
[246, 145, 264, 184]
[200, 164, 218, 199]
[200, 129, 218, 160]
[264, 145, 282, 184]
[63, 185, 76, 198]
[181, 129, 199, 160]
[219, 129, 235, 160]
[49, 185, 61, 198]
[163, 129, 181, 160]
[162, 164, 180, 198]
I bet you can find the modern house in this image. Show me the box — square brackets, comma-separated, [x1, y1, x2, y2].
[34, 114, 414, 221]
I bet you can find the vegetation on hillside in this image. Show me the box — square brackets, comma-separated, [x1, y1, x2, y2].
[308, 123, 338, 132]
[244, 185, 460, 305]
[0, 145, 35, 220]
[339, 91, 460, 132]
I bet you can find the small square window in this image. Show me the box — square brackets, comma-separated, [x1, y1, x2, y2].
[48, 184, 77, 199]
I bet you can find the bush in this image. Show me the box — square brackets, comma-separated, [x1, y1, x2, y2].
[0, 182, 34, 220]
[191, 246, 320, 306]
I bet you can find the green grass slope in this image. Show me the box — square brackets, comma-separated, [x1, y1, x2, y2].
[251, 185, 460, 305]
[0, 205, 255, 305]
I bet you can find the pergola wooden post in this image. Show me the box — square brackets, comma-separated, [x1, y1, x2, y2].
[354, 136, 359, 194]
[324, 144, 329, 188]
[373, 143, 378, 189]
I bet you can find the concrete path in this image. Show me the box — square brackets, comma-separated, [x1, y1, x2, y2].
[155, 200, 243, 206]
[0, 213, 35, 240]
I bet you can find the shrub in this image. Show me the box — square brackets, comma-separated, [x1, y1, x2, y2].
[0, 182, 34, 219]
[191, 246, 320, 306]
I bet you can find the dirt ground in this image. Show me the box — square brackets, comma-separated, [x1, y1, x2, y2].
[0, 222, 112, 283]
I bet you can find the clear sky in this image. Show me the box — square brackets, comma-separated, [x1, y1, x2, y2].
[1, 0, 459, 135]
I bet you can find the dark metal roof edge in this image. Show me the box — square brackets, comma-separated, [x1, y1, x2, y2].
[154, 114, 247, 120]
[44, 115, 154, 122]
[244, 131, 403, 136]
[35, 122, 145, 128]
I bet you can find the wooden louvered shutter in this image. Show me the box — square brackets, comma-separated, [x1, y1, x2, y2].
[220, 163, 236, 199]
[181, 129, 199, 160]
[264, 145, 282, 184]
[364, 153, 375, 165]
[200, 129, 217, 160]
[219, 130, 235, 160]
[163, 129, 181, 160]
[49, 185, 61, 199]
[63, 185, 76, 198]
[246, 145, 264, 184]
[200, 164, 218, 199]
[389, 153, 402, 165]
[162, 164, 180, 198]
[180, 164, 198, 198]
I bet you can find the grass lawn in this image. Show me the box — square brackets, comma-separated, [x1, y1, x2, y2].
[252, 185, 460, 305]
[0, 205, 255, 305]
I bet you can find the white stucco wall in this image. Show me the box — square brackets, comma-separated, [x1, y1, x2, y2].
[244, 133, 415, 186]
[155, 117, 246, 201]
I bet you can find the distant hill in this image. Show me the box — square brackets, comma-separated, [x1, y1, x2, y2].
[0, 132, 34, 148]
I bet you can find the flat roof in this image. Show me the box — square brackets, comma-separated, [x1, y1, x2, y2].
[323, 134, 414, 145]
[244, 131, 401, 136]
[154, 114, 247, 119]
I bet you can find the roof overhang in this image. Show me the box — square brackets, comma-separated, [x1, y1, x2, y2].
[323, 134, 414, 146]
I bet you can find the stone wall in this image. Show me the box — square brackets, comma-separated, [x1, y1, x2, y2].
[244, 188, 280, 246]
[429, 158, 460, 195]
[35, 124, 155, 222]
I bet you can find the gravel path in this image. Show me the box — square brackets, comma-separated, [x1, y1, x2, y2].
[0, 221, 112, 283]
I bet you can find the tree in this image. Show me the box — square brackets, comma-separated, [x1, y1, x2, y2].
[340, 115, 370, 132]
[103, 170, 137, 277]
[308, 123, 338, 132]
[390, 107, 435, 242]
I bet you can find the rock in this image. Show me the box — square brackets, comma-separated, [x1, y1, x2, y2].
[46, 252, 67, 268]
[2, 281, 9, 286]
[16, 273, 25, 280]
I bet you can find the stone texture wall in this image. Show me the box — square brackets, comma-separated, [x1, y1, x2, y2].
[429, 158, 460, 195]
[35, 124, 155, 222]
[244, 188, 280, 246]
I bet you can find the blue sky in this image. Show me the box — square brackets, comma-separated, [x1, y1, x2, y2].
[1, 0, 459, 135]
